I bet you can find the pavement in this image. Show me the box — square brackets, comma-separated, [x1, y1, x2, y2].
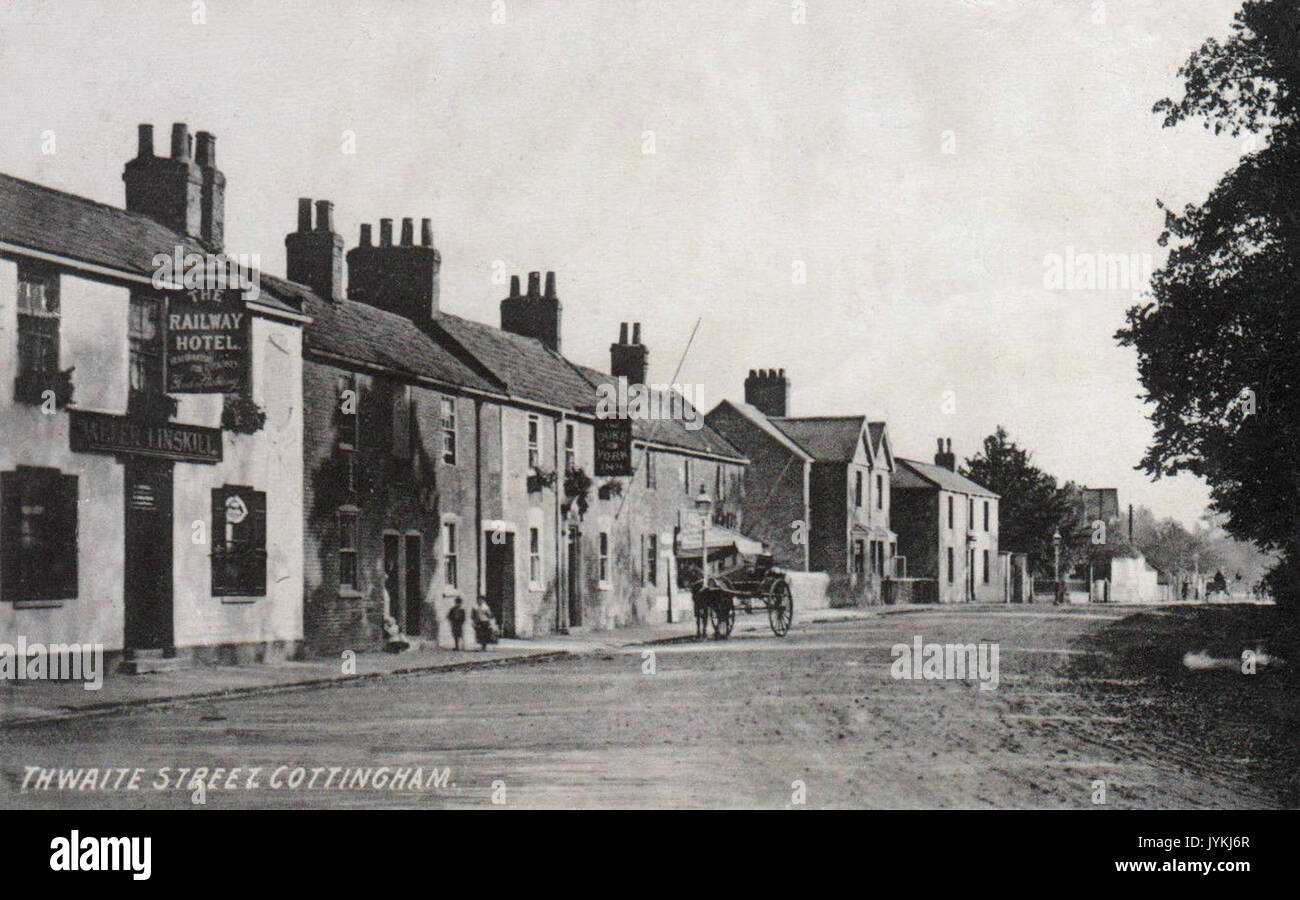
[0, 607, 875, 728]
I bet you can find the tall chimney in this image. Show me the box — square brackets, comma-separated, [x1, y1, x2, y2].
[500, 270, 563, 353]
[421, 218, 433, 247]
[744, 368, 790, 418]
[611, 321, 648, 386]
[285, 197, 345, 301]
[124, 121, 206, 242]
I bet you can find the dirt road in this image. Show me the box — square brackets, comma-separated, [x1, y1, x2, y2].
[2, 604, 1294, 808]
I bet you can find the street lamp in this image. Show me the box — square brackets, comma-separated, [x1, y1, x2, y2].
[694, 485, 713, 586]
[1052, 529, 1063, 606]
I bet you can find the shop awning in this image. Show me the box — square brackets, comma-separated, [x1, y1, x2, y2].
[675, 521, 765, 558]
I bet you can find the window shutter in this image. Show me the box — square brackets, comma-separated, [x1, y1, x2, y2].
[0, 472, 20, 601]
[251, 490, 267, 595]
[211, 487, 228, 595]
[55, 474, 79, 598]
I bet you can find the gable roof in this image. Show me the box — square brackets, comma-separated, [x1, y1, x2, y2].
[574, 367, 746, 462]
[769, 415, 868, 463]
[301, 290, 499, 393]
[707, 400, 814, 462]
[894, 458, 999, 498]
[432, 313, 596, 410]
[0, 172, 300, 315]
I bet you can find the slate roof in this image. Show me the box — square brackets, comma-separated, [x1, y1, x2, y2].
[432, 313, 596, 410]
[575, 367, 746, 462]
[301, 289, 499, 393]
[0, 172, 302, 315]
[894, 458, 999, 498]
[769, 415, 868, 462]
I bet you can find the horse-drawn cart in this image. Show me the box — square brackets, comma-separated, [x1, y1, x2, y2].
[689, 552, 794, 639]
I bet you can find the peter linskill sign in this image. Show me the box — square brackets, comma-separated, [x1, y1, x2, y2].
[165, 285, 250, 394]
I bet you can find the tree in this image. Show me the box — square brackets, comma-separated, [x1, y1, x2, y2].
[961, 427, 1084, 577]
[1116, 0, 1300, 605]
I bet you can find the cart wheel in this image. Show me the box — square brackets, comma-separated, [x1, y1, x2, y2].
[710, 602, 735, 639]
[768, 580, 793, 636]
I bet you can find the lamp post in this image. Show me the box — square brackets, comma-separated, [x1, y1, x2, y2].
[694, 485, 713, 587]
[1052, 529, 1063, 606]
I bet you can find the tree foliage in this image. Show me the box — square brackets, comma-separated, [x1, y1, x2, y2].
[961, 427, 1085, 577]
[1116, 0, 1300, 603]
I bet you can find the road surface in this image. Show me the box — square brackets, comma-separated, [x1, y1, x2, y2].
[2, 605, 1294, 808]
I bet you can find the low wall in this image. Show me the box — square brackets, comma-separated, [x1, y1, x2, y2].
[787, 571, 832, 611]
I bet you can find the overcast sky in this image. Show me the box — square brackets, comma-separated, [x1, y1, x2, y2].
[0, 0, 1250, 525]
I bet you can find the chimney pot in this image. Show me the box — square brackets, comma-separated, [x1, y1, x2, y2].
[315, 200, 334, 233]
[400, 217, 414, 246]
[937, 438, 944, 452]
[527, 271, 541, 299]
[195, 131, 216, 167]
[297, 198, 312, 233]
[137, 124, 154, 158]
[510, 275, 520, 299]
[420, 218, 433, 247]
[359, 223, 372, 247]
[632, 322, 641, 345]
[170, 123, 189, 160]
[379, 218, 393, 247]
[544, 271, 556, 299]
[619, 322, 629, 344]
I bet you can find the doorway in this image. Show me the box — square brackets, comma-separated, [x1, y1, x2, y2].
[123, 459, 174, 652]
[383, 533, 401, 621]
[484, 531, 515, 637]
[404, 534, 422, 634]
[567, 527, 582, 628]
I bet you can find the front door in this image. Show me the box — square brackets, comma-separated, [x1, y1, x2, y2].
[484, 531, 515, 637]
[383, 533, 401, 622]
[404, 534, 422, 635]
[567, 527, 582, 628]
[123, 459, 174, 651]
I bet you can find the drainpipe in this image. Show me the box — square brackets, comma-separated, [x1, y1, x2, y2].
[554, 415, 564, 634]
[474, 397, 483, 606]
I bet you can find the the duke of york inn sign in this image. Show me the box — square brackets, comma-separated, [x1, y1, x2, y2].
[67, 247, 259, 466]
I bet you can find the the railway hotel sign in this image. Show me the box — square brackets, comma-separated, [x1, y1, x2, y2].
[153, 248, 257, 394]
[70, 410, 223, 464]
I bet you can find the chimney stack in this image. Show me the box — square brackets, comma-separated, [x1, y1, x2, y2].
[934, 437, 956, 471]
[124, 121, 219, 246]
[285, 197, 344, 301]
[345, 213, 442, 320]
[500, 269, 563, 353]
[610, 321, 648, 386]
[744, 368, 790, 418]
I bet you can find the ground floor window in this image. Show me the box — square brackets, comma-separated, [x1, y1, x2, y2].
[599, 531, 610, 586]
[853, 539, 865, 576]
[212, 486, 266, 596]
[528, 526, 542, 586]
[983, 549, 990, 584]
[443, 520, 459, 588]
[338, 507, 360, 589]
[645, 533, 658, 585]
[1, 467, 78, 602]
[947, 547, 955, 583]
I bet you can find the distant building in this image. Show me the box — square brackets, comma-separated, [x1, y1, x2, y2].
[892, 441, 1000, 603]
[706, 369, 896, 599]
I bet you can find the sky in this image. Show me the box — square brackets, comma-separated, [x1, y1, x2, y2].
[0, 0, 1252, 526]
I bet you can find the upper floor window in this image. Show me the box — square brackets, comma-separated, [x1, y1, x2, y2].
[983, 500, 990, 531]
[969, 497, 975, 527]
[947, 496, 954, 529]
[683, 458, 692, 494]
[15, 265, 60, 393]
[715, 464, 723, 501]
[527, 415, 541, 470]
[876, 474, 883, 509]
[212, 485, 267, 597]
[854, 471, 863, 507]
[645, 449, 656, 489]
[128, 294, 165, 395]
[440, 395, 457, 465]
[336, 373, 359, 451]
[0, 466, 78, 602]
[564, 422, 576, 472]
